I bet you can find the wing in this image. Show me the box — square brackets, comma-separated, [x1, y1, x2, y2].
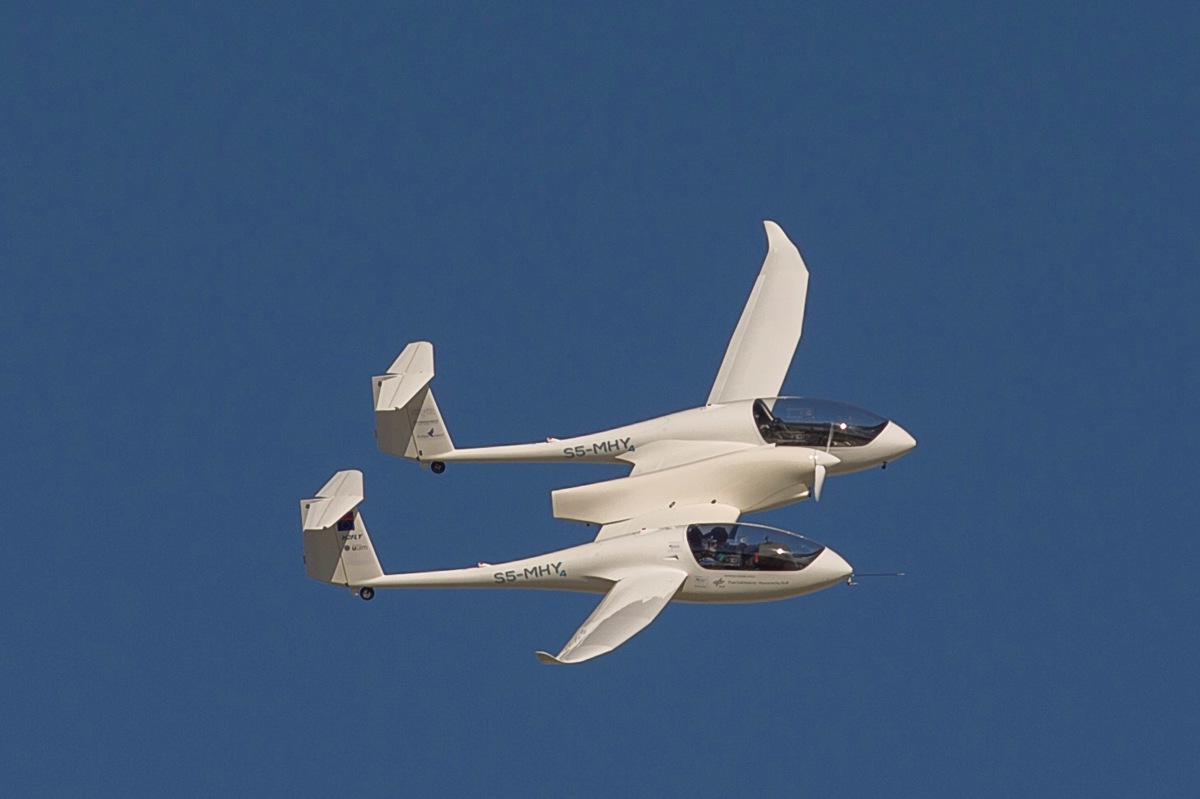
[707, 221, 809, 405]
[591, 502, 741, 541]
[614, 439, 757, 476]
[553, 445, 821, 526]
[536, 568, 688, 665]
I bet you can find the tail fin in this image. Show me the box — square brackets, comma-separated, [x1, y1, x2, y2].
[300, 470, 384, 586]
[373, 341, 455, 463]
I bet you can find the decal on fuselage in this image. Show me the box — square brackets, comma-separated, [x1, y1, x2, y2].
[493, 561, 568, 583]
[562, 437, 634, 459]
[691, 573, 792, 590]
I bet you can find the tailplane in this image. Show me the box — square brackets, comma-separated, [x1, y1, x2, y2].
[373, 341, 455, 465]
[300, 470, 383, 587]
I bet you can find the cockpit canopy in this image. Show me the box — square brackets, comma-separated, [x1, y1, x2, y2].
[686, 523, 825, 572]
[754, 397, 888, 448]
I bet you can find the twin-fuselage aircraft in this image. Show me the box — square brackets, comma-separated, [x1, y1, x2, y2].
[301, 221, 915, 664]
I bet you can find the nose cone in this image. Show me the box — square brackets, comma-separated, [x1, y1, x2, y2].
[808, 547, 853, 589]
[875, 421, 917, 462]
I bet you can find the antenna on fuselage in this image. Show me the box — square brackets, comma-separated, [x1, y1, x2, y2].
[846, 572, 906, 586]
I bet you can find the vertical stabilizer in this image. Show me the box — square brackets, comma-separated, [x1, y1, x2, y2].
[300, 470, 383, 586]
[373, 342, 455, 462]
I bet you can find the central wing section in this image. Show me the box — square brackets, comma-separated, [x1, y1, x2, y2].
[536, 568, 687, 665]
[615, 439, 757, 476]
[553, 445, 828, 526]
[707, 221, 809, 405]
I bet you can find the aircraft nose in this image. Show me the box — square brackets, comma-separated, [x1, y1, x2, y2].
[876, 421, 916, 461]
[809, 547, 853, 588]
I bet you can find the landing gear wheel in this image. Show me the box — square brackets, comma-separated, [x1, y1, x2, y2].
[359, 587, 375, 601]
[430, 461, 445, 474]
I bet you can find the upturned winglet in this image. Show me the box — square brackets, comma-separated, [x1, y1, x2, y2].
[707, 221, 809, 405]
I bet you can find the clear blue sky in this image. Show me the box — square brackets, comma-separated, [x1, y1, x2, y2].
[3, 3, 1198, 796]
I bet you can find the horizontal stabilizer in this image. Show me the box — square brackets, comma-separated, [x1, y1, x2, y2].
[374, 341, 435, 412]
[302, 470, 364, 530]
[537, 568, 686, 665]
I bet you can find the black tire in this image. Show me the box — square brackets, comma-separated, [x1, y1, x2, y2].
[430, 461, 446, 474]
[359, 587, 375, 601]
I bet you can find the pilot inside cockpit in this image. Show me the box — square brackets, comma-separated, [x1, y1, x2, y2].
[688, 525, 721, 565]
[687, 523, 826, 572]
[704, 527, 728, 550]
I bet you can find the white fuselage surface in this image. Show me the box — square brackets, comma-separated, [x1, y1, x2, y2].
[363, 522, 851, 605]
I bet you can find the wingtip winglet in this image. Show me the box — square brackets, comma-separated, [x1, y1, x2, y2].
[761, 220, 803, 266]
[536, 651, 568, 666]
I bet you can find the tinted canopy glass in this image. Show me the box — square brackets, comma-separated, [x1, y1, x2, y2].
[754, 397, 888, 447]
[686, 523, 825, 572]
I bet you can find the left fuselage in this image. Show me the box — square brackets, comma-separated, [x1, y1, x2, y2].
[362, 523, 852, 605]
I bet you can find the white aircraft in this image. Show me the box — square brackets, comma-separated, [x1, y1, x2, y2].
[302, 222, 915, 663]
[301, 470, 854, 664]
[372, 221, 915, 534]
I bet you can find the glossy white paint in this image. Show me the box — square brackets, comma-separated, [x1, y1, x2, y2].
[301, 471, 853, 665]
[708, 220, 809, 405]
[372, 221, 916, 522]
[305, 221, 916, 664]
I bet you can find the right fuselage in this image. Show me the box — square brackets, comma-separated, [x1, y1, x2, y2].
[437, 396, 916, 479]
